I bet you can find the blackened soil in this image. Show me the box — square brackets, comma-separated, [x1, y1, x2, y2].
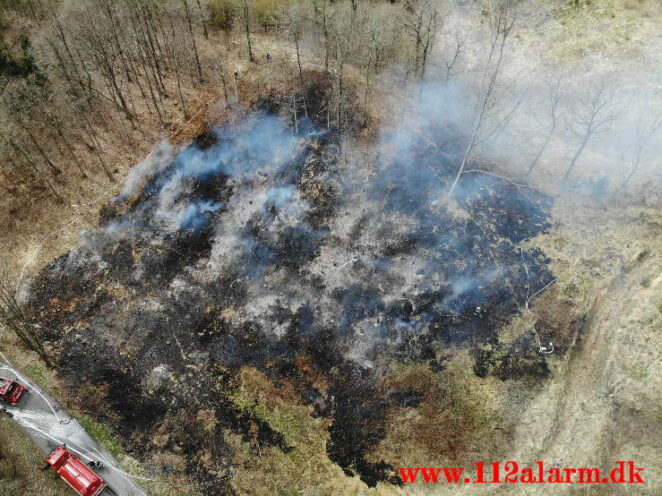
[27, 98, 557, 492]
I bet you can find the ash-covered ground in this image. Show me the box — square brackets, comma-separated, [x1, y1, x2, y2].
[27, 88, 556, 493]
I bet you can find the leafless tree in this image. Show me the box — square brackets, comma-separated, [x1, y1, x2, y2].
[182, 0, 205, 81]
[562, 82, 618, 184]
[281, 4, 309, 118]
[195, 0, 209, 39]
[402, 0, 439, 81]
[241, 0, 255, 62]
[166, 7, 189, 117]
[620, 112, 661, 186]
[316, 0, 332, 72]
[0, 270, 53, 367]
[215, 56, 232, 109]
[448, 0, 520, 198]
[527, 75, 562, 179]
[7, 137, 64, 203]
[443, 36, 464, 83]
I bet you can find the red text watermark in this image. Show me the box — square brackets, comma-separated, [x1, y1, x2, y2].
[398, 461, 645, 484]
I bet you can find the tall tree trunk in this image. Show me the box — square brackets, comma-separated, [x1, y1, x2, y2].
[46, 115, 89, 178]
[21, 125, 62, 175]
[183, 0, 204, 81]
[621, 151, 642, 187]
[217, 57, 231, 109]
[241, 0, 255, 62]
[294, 35, 308, 118]
[527, 118, 556, 179]
[81, 118, 115, 182]
[322, 0, 329, 71]
[10, 140, 64, 203]
[562, 135, 589, 184]
[101, 0, 133, 83]
[195, 0, 209, 39]
[448, 11, 512, 199]
[144, 3, 168, 69]
[0, 277, 54, 367]
[139, 4, 167, 96]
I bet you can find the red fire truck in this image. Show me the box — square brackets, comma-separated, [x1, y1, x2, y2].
[0, 377, 26, 404]
[44, 446, 108, 496]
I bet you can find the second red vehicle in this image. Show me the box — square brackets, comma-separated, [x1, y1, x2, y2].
[0, 377, 26, 404]
[43, 446, 108, 496]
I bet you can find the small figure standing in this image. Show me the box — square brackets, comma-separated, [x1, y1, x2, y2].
[87, 460, 105, 470]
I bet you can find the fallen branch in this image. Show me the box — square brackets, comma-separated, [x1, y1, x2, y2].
[461, 169, 532, 189]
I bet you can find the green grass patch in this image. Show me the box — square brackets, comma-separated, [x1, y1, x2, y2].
[22, 363, 47, 385]
[626, 360, 648, 381]
[78, 415, 124, 458]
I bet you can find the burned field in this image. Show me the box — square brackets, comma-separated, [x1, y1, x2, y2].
[27, 107, 556, 493]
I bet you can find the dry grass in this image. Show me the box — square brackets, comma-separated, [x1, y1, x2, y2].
[546, 0, 662, 60]
[0, 77, 222, 280]
[0, 415, 71, 496]
[227, 366, 379, 496]
[0, 332, 200, 496]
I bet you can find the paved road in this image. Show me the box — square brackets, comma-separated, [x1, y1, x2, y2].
[0, 356, 147, 496]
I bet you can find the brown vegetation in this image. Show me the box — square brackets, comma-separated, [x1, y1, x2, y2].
[0, 415, 70, 495]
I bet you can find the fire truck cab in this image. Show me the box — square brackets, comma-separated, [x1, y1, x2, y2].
[44, 446, 108, 496]
[0, 377, 26, 404]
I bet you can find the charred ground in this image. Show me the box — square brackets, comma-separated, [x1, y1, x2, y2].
[27, 85, 559, 494]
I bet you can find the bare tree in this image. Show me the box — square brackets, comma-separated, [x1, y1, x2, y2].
[443, 35, 464, 83]
[281, 4, 308, 118]
[327, 8, 357, 139]
[0, 270, 53, 367]
[527, 75, 562, 179]
[621, 112, 661, 186]
[215, 56, 231, 109]
[166, 7, 189, 117]
[312, 0, 332, 72]
[182, 0, 205, 82]
[76, 6, 133, 120]
[402, 0, 439, 81]
[8, 138, 64, 203]
[195, 0, 209, 39]
[448, 0, 520, 198]
[562, 82, 618, 184]
[241, 0, 255, 62]
[362, 28, 381, 116]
